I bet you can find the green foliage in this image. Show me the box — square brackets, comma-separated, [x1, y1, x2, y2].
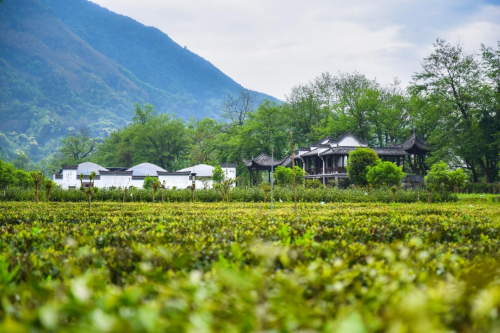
[411, 38, 500, 182]
[425, 161, 467, 193]
[79, 171, 98, 210]
[424, 161, 449, 192]
[366, 161, 406, 187]
[0, 186, 460, 203]
[274, 165, 306, 186]
[211, 165, 225, 183]
[305, 179, 325, 189]
[0, 201, 499, 331]
[93, 109, 190, 171]
[143, 175, 159, 190]
[44, 179, 56, 202]
[0, 158, 34, 189]
[449, 168, 467, 192]
[346, 148, 381, 186]
[30, 171, 44, 203]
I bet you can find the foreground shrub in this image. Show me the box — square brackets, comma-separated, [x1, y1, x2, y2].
[0, 201, 499, 331]
[366, 161, 406, 187]
[346, 148, 381, 186]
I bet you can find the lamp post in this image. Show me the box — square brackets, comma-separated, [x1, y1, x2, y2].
[191, 173, 196, 202]
[271, 149, 274, 211]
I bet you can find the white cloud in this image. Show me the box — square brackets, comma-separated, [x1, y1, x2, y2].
[91, 0, 500, 99]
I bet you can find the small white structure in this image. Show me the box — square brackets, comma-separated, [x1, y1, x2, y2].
[54, 162, 237, 189]
[177, 164, 237, 188]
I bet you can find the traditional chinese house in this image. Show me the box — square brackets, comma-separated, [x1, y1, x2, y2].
[243, 130, 429, 185]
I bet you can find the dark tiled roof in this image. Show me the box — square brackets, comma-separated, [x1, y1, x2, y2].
[78, 175, 101, 180]
[331, 146, 357, 155]
[373, 147, 409, 156]
[157, 171, 191, 176]
[61, 165, 78, 170]
[242, 154, 291, 167]
[392, 129, 429, 152]
[100, 171, 133, 176]
[219, 163, 237, 168]
[301, 148, 322, 157]
[132, 175, 157, 180]
[106, 167, 129, 172]
[54, 174, 63, 179]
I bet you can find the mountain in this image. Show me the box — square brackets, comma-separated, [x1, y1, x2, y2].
[0, 0, 275, 162]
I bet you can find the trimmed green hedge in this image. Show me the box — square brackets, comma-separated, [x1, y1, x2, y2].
[0, 186, 457, 203]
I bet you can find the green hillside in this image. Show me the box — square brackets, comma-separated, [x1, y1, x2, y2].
[0, 0, 274, 162]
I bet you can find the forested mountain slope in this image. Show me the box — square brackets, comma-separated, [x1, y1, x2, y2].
[0, 0, 274, 162]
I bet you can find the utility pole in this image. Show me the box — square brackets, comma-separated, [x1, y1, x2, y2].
[271, 148, 274, 211]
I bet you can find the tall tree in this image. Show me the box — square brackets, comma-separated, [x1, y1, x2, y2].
[220, 88, 257, 126]
[411, 38, 499, 182]
[93, 105, 189, 171]
[59, 127, 98, 164]
[187, 118, 221, 165]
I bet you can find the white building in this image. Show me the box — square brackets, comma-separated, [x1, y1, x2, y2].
[53, 162, 237, 189]
[177, 163, 237, 188]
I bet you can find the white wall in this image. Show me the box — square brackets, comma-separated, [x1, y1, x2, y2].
[53, 169, 80, 189]
[55, 166, 237, 190]
[158, 175, 192, 189]
[98, 176, 132, 189]
[220, 167, 237, 180]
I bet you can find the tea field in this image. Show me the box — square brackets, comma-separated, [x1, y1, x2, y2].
[1, 200, 500, 332]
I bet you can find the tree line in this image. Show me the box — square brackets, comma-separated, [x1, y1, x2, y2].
[9, 38, 500, 184]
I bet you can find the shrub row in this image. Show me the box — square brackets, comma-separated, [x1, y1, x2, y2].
[0, 186, 458, 203]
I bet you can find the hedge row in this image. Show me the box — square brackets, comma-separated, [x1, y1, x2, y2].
[0, 186, 458, 203]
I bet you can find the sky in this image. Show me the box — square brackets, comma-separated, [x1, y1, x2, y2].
[91, 0, 500, 100]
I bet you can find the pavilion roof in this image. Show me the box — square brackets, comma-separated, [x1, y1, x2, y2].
[242, 154, 291, 168]
[391, 129, 429, 153]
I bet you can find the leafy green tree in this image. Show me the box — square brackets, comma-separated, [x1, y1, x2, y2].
[274, 165, 305, 186]
[366, 161, 406, 187]
[346, 148, 381, 186]
[93, 106, 190, 171]
[143, 175, 159, 190]
[221, 88, 257, 126]
[188, 118, 221, 165]
[448, 169, 467, 193]
[211, 165, 225, 183]
[133, 103, 157, 125]
[30, 171, 44, 203]
[80, 172, 98, 210]
[13, 151, 29, 170]
[411, 38, 499, 182]
[424, 161, 449, 192]
[305, 179, 324, 189]
[59, 127, 98, 164]
[0, 158, 34, 189]
[44, 179, 56, 202]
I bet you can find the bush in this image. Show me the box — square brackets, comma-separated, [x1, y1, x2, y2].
[424, 161, 467, 193]
[211, 165, 224, 183]
[346, 148, 381, 186]
[0, 186, 458, 203]
[305, 179, 325, 189]
[143, 175, 159, 189]
[366, 161, 406, 187]
[274, 165, 306, 186]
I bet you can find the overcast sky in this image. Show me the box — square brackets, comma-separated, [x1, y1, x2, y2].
[92, 0, 500, 100]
